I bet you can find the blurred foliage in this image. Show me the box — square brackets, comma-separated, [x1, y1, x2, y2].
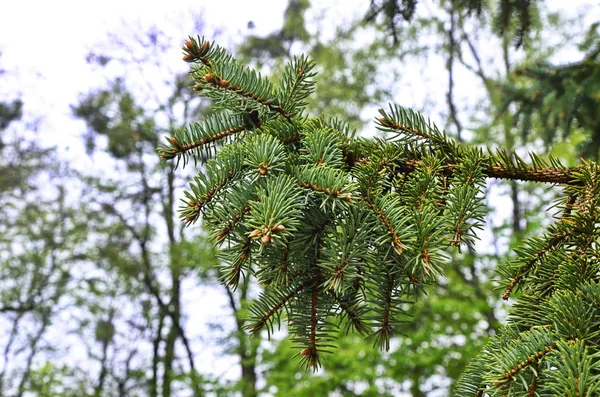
[502, 25, 600, 158]
[364, 0, 540, 47]
[72, 22, 263, 397]
[0, 86, 93, 396]
[73, 79, 158, 158]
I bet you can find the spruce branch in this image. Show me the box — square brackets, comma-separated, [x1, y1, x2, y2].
[295, 165, 355, 203]
[258, 117, 303, 144]
[219, 241, 251, 288]
[255, 244, 294, 287]
[377, 104, 456, 153]
[180, 144, 245, 225]
[246, 282, 307, 338]
[368, 274, 405, 351]
[279, 55, 317, 118]
[246, 174, 305, 246]
[367, 196, 410, 256]
[165, 38, 600, 379]
[244, 133, 287, 178]
[199, 68, 290, 119]
[182, 36, 226, 67]
[542, 340, 600, 396]
[329, 290, 368, 335]
[392, 156, 578, 185]
[212, 204, 252, 243]
[500, 227, 570, 300]
[290, 279, 339, 371]
[157, 112, 249, 167]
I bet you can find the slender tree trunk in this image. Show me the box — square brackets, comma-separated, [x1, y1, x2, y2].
[225, 278, 258, 397]
[446, 4, 463, 142]
[162, 283, 180, 397]
[410, 374, 425, 397]
[150, 312, 164, 397]
[94, 338, 110, 396]
[16, 314, 50, 397]
[163, 163, 183, 397]
[239, 336, 258, 397]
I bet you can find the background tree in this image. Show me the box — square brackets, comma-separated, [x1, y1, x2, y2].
[0, 57, 93, 396]
[73, 20, 266, 396]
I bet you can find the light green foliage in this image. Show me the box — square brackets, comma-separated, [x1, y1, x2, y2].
[501, 32, 600, 158]
[23, 362, 89, 397]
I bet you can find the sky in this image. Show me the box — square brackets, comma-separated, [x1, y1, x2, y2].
[0, 1, 287, 151]
[0, 0, 368, 160]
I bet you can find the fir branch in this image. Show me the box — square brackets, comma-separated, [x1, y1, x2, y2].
[501, 228, 569, 300]
[180, 145, 245, 225]
[157, 113, 249, 167]
[279, 55, 317, 118]
[246, 282, 307, 338]
[376, 104, 455, 152]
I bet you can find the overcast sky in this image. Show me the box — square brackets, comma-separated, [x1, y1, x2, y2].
[0, 0, 369, 157]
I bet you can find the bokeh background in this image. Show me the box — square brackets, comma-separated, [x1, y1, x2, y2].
[0, 1, 599, 396]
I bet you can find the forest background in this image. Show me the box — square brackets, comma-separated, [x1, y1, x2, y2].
[0, 0, 599, 396]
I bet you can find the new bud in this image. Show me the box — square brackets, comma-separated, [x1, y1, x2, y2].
[249, 229, 261, 239]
